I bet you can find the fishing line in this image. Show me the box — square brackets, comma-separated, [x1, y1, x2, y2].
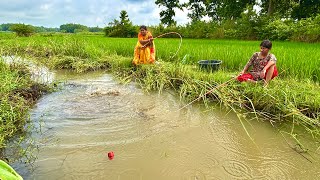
[142, 32, 183, 59]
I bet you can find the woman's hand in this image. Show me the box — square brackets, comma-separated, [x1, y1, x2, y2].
[239, 70, 245, 75]
[260, 69, 266, 78]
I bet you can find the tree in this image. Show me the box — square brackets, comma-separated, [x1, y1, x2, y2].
[155, 0, 182, 26]
[60, 23, 89, 33]
[185, 0, 255, 22]
[119, 10, 130, 25]
[206, 0, 255, 21]
[217, 0, 256, 20]
[9, 24, 35, 37]
[89, 26, 103, 32]
[185, 0, 206, 22]
[260, 0, 298, 17]
[291, 0, 320, 19]
[0, 23, 15, 31]
[105, 10, 137, 37]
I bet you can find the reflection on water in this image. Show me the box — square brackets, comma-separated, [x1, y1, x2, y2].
[10, 70, 320, 180]
[1, 56, 54, 84]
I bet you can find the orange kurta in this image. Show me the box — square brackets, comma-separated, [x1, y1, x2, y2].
[133, 31, 155, 65]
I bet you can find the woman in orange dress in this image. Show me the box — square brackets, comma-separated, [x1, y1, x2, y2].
[133, 25, 155, 65]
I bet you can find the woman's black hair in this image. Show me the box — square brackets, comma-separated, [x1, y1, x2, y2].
[260, 40, 272, 49]
[140, 25, 147, 30]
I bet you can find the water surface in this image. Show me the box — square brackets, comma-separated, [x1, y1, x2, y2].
[12, 70, 320, 180]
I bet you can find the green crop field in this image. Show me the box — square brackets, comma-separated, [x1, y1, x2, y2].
[1, 33, 319, 82]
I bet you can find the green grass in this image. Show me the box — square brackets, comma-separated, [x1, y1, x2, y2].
[0, 60, 30, 150]
[0, 56, 50, 159]
[1, 33, 319, 82]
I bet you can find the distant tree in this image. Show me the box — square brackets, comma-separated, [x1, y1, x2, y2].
[60, 23, 89, 33]
[0, 23, 15, 31]
[34, 26, 47, 32]
[105, 10, 137, 37]
[9, 24, 35, 37]
[103, 26, 113, 35]
[119, 10, 130, 25]
[89, 26, 103, 32]
[74, 28, 89, 33]
[155, 0, 183, 26]
[26, 25, 59, 33]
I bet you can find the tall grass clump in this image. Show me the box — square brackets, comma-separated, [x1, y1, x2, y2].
[0, 60, 28, 150]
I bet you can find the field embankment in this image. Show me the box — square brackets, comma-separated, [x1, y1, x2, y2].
[0, 59, 48, 158]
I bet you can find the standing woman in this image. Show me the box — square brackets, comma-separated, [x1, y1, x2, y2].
[133, 25, 155, 65]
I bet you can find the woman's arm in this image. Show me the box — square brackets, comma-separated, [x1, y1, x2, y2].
[139, 38, 152, 45]
[139, 34, 154, 45]
[263, 60, 275, 72]
[260, 54, 277, 78]
[240, 53, 257, 74]
[260, 60, 275, 78]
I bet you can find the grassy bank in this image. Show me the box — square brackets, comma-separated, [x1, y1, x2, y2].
[0, 59, 48, 158]
[0, 32, 319, 150]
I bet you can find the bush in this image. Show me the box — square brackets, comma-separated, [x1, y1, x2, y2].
[9, 24, 35, 37]
[291, 15, 320, 42]
[259, 19, 293, 41]
[232, 6, 259, 40]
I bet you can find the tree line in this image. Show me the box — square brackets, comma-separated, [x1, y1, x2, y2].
[0, 23, 104, 36]
[104, 3, 320, 43]
[104, 0, 320, 42]
[1, 0, 319, 42]
[155, 0, 320, 26]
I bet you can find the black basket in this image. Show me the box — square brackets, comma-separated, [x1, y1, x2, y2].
[198, 60, 222, 71]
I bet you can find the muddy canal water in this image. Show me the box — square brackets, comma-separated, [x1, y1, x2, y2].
[13, 70, 320, 179]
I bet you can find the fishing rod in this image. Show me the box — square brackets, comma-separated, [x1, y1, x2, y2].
[142, 32, 182, 59]
[178, 77, 235, 111]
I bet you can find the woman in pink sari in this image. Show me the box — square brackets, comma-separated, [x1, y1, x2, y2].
[133, 25, 155, 65]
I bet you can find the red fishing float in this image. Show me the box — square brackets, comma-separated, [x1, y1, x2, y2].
[108, 151, 114, 160]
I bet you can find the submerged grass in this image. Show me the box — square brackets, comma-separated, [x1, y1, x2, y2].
[0, 32, 319, 151]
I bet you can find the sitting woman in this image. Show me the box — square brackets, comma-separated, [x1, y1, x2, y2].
[132, 25, 155, 65]
[237, 40, 278, 86]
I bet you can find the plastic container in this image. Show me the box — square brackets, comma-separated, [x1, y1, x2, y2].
[198, 60, 222, 71]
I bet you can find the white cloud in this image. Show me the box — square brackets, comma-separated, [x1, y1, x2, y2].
[0, 0, 191, 27]
[40, 4, 50, 10]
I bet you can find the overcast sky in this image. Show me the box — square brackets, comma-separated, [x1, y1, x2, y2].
[0, 0, 190, 28]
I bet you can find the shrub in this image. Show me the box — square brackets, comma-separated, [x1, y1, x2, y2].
[9, 24, 35, 37]
[291, 14, 320, 42]
[260, 19, 293, 41]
